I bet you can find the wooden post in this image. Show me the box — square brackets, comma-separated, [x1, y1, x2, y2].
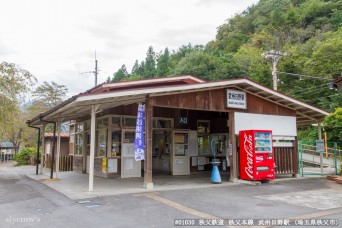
[229, 112, 238, 182]
[292, 137, 298, 177]
[318, 123, 323, 174]
[56, 119, 62, 178]
[144, 98, 154, 189]
[89, 105, 99, 191]
[40, 124, 46, 174]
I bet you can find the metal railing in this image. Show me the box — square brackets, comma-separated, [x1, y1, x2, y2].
[298, 141, 341, 176]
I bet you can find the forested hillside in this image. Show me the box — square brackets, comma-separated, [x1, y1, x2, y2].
[109, 0, 341, 113]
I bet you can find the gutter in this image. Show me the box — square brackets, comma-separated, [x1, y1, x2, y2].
[27, 125, 41, 175]
[39, 118, 57, 179]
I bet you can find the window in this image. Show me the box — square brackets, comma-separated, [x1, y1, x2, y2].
[96, 129, 107, 157]
[96, 117, 108, 157]
[97, 117, 109, 128]
[112, 116, 121, 128]
[153, 118, 173, 129]
[197, 120, 210, 134]
[111, 130, 121, 156]
[123, 116, 137, 127]
[123, 131, 135, 143]
[75, 123, 84, 156]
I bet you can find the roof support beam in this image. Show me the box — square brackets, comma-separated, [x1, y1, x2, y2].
[56, 119, 62, 178]
[89, 105, 100, 192]
[236, 87, 318, 123]
[143, 98, 154, 189]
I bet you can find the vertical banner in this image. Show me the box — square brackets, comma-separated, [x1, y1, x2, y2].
[134, 103, 145, 161]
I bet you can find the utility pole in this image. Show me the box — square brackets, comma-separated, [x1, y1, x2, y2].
[262, 50, 287, 91]
[95, 56, 98, 86]
[80, 51, 99, 87]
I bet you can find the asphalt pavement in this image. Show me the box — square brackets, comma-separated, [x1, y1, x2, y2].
[0, 162, 341, 228]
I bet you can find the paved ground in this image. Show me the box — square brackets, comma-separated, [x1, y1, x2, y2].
[1, 162, 341, 227]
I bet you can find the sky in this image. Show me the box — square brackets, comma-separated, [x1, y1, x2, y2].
[0, 0, 259, 97]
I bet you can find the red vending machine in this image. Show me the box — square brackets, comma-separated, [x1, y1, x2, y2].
[239, 130, 275, 181]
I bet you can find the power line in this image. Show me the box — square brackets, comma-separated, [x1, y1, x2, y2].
[304, 93, 341, 102]
[277, 71, 332, 81]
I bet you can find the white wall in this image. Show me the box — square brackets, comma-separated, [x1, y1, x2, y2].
[234, 112, 297, 136]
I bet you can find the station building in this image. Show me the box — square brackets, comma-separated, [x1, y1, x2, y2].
[27, 75, 329, 190]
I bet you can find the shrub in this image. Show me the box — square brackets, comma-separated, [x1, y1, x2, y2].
[14, 147, 36, 165]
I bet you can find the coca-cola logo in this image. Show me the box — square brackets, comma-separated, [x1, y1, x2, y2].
[243, 133, 253, 179]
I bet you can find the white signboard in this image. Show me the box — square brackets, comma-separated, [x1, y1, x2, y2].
[122, 143, 135, 157]
[234, 112, 297, 136]
[197, 157, 207, 166]
[189, 131, 198, 156]
[316, 140, 324, 153]
[227, 89, 247, 109]
[107, 159, 118, 173]
[125, 158, 134, 170]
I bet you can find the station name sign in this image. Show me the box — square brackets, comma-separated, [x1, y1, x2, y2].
[226, 89, 247, 109]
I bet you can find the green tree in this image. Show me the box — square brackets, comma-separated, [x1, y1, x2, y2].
[169, 44, 201, 70]
[304, 29, 342, 78]
[157, 48, 171, 77]
[173, 51, 229, 81]
[323, 108, 342, 142]
[2, 107, 36, 153]
[111, 64, 129, 82]
[0, 62, 36, 123]
[32, 81, 68, 109]
[131, 60, 140, 75]
[0, 62, 37, 152]
[143, 46, 156, 78]
[0, 62, 36, 101]
[233, 45, 272, 86]
[13, 147, 36, 165]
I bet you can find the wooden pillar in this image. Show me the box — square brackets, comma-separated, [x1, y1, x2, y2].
[144, 98, 154, 189]
[89, 105, 99, 191]
[229, 112, 238, 182]
[82, 129, 87, 173]
[56, 119, 62, 178]
[318, 123, 323, 174]
[40, 124, 46, 174]
[292, 136, 298, 177]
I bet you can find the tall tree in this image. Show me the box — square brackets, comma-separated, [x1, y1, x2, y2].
[143, 46, 156, 78]
[323, 108, 342, 142]
[0, 62, 37, 152]
[0, 62, 36, 101]
[0, 62, 36, 123]
[3, 107, 35, 153]
[32, 81, 68, 109]
[111, 64, 129, 82]
[157, 48, 171, 77]
[173, 51, 231, 81]
[131, 60, 140, 75]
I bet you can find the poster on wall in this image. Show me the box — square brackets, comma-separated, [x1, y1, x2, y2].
[174, 133, 185, 144]
[126, 158, 134, 170]
[174, 144, 185, 155]
[134, 103, 145, 161]
[107, 159, 118, 173]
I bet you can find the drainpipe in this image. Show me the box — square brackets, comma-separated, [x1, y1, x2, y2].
[28, 125, 41, 175]
[40, 118, 57, 179]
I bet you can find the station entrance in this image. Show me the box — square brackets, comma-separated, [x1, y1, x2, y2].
[151, 107, 230, 178]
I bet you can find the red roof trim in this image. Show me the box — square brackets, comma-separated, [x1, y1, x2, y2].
[87, 75, 206, 95]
